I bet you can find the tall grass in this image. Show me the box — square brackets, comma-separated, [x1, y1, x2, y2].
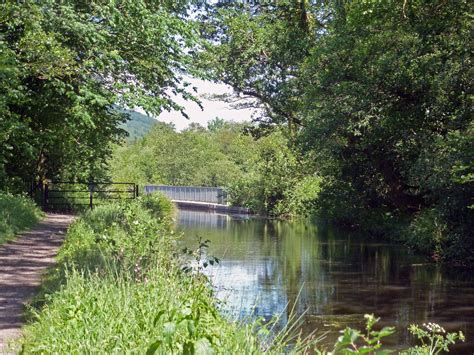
[20, 194, 309, 354]
[0, 193, 43, 244]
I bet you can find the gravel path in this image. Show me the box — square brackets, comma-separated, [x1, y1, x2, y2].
[0, 214, 74, 354]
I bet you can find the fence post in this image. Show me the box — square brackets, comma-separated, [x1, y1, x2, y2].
[135, 184, 139, 198]
[88, 182, 94, 210]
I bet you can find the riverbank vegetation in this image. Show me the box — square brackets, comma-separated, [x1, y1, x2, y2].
[0, 0, 470, 352]
[19, 194, 313, 353]
[19, 194, 464, 353]
[2, 2, 471, 263]
[0, 193, 43, 245]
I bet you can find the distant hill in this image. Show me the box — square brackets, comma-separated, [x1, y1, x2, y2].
[118, 109, 158, 142]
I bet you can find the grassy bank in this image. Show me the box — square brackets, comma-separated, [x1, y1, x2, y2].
[19, 194, 302, 353]
[19, 194, 465, 354]
[0, 193, 43, 245]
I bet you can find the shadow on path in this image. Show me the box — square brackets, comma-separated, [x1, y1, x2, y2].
[0, 214, 74, 353]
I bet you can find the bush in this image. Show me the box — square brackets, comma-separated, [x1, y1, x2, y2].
[406, 209, 446, 258]
[226, 172, 263, 213]
[139, 192, 176, 223]
[405, 203, 474, 265]
[274, 175, 323, 218]
[0, 193, 43, 244]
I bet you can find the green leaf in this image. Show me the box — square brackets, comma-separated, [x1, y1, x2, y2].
[183, 341, 194, 355]
[153, 310, 165, 326]
[187, 320, 196, 336]
[146, 340, 162, 355]
[181, 307, 192, 317]
[377, 327, 396, 338]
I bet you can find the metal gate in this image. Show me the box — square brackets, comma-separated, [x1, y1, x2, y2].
[29, 181, 138, 211]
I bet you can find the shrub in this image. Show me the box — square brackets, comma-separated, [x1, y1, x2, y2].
[139, 192, 177, 223]
[406, 209, 446, 259]
[405, 203, 474, 265]
[274, 175, 323, 218]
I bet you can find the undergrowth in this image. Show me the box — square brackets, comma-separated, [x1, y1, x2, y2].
[0, 193, 43, 245]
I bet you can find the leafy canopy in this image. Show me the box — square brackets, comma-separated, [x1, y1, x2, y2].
[0, 1, 199, 190]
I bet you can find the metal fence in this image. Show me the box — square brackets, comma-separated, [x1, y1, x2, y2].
[29, 181, 138, 211]
[144, 185, 228, 205]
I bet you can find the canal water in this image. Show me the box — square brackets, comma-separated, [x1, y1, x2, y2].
[176, 209, 474, 353]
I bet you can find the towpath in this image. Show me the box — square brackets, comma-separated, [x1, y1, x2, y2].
[0, 214, 74, 354]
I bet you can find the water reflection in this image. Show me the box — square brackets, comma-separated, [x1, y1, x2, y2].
[177, 209, 474, 353]
[177, 209, 254, 229]
[178, 209, 230, 229]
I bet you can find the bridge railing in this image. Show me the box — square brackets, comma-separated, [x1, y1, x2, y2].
[144, 185, 228, 205]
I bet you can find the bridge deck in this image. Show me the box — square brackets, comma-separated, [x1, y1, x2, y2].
[171, 200, 252, 214]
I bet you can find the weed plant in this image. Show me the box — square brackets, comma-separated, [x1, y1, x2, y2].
[0, 193, 43, 244]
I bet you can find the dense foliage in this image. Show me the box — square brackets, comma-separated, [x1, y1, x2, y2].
[0, 1, 197, 191]
[111, 120, 320, 217]
[111, 120, 251, 187]
[0, 193, 43, 244]
[0, 2, 470, 352]
[301, 0, 473, 262]
[199, 1, 473, 263]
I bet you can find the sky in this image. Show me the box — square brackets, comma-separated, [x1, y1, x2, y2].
[154, 77, 260, 131]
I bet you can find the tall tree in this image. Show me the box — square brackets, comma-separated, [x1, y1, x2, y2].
[301, 0, 472, 214]
[0, 1, 198, 190]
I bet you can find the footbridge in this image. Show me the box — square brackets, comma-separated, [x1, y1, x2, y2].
[143, 185, 251, 214]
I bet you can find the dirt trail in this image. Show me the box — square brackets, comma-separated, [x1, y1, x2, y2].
[0, 214, 74, 354]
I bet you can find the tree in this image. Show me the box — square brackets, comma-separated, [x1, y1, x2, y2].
[0, 1, 198, 191]
[198, 2, 328, 135]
